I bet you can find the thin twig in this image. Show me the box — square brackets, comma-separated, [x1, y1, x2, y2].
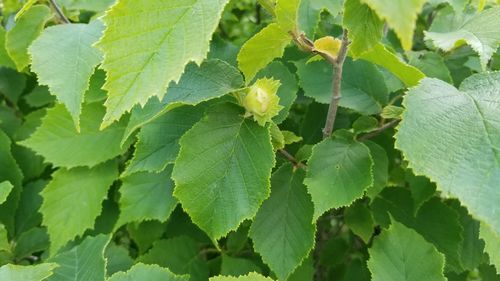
[48, 0, 70, 24]
[278, 149, 307, 170]
[322, 30, 349, 139]
[357, 119, 400, 141]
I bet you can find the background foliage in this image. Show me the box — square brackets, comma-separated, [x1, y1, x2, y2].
[0, 0, 499, 280]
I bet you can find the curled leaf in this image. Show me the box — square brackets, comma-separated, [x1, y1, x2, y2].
[313, 36, 342, 60]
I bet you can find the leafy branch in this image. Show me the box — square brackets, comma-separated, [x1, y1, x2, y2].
[292, 30, 350, 139]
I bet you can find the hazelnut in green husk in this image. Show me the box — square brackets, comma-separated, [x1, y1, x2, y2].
[243, 78, 283, 126]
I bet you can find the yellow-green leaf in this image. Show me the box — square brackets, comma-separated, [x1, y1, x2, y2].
[96, 0, 230, 128]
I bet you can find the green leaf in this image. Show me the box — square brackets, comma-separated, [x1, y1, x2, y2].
[127, 221, 166, 254]
[24, 85, 55, 108]
[305, 133, 373, 219]
[0, 105, 22, 138]
[425, 7, 500, 70]
[0, 224, 9, 252]
[364, 141, 389, 200]
[478, 264, 500, 281]
[360, 0, 427, 50]
[47, 235, 110, 281]
[0, 27, 16, 69]
[107, 263, 189, 281]
[124, 105, 205, 176]
[395, 72, 500, 234]
[0, 263, 58, 281]
[85, 70, 107, 104]
[122, 59, 243, 144]
[447, 200, 485, 271]
[13, 227, 49, 260]
[288, 256, 314, 281]
[406, 173, 436, 214]
[105, 242, 134, 276]
[371, 188, 464, 272]
[343, 0, 384, 57]
[481, 222, 500, 272]
[15, 0, 40, 20]
[0, 130, 23, 234]
[275, 0, 300, 32]
[358, 43, 425, 87]
[295, 58, 388, 115]
[117, 166, 177, 228]
[5, 5, 52, 71]
[15, 179, 45, 235]
[352, 116, 379, 134]
[19, 103, 129, 168]
[237, 23, 291, 82]
[0, 181, 13, 204]
[29, 20, 104, 128]
[0, 67, 27, 104]
[220, 255, 262, 277]
[249, 164, 315, 281]
[344, 201, 375, 243]
[96, 0, 229, 127]
[258, 0, 276, 15]
[298, 0, 342, 37]
[41, 162, 118, 254]
[172, 103, 275, 239]
[58, 0, 116, 12]
[138, 236, 208, 281]
[210, 272, 274, 281]
[367, 220, 447, 281]
[408, 51, 452, 83]
[428, 0, 468, 12]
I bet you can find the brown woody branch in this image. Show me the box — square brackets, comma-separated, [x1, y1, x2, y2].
[322, 31, 349, 139]
[291, 30, 350, 139]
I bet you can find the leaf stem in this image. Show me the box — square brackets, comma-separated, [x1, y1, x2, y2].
[322, 30, 349, 139]
[48, 0, 70, 24]
[357, 119, 400, 141]
[278, 149, 307, 170]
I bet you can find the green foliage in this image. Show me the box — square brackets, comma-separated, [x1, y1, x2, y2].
[0, 263, 57, 281]
[20, 103, 129, 168]
[108, 263, 189, 281]
[368, 220, 447, 281]
[360, 0, 427, 50]
[96, 0, 230, 127]
[237, 23, 291, 82]
[5, 5, 52, 71]
[425, 7, 500, 69]
[0, 181, 13, 204]
[249, 164, 314, 280]
[305, 132, 373, 219]
[29, 20, 104, 128]
[0, 0, 499, 280]
[396, 73, 500, 234]
[117, 166, 177, 227]
[46, 235, 110, 280]
[41, 162, 118, 254]
[172, 103, 274, 239]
